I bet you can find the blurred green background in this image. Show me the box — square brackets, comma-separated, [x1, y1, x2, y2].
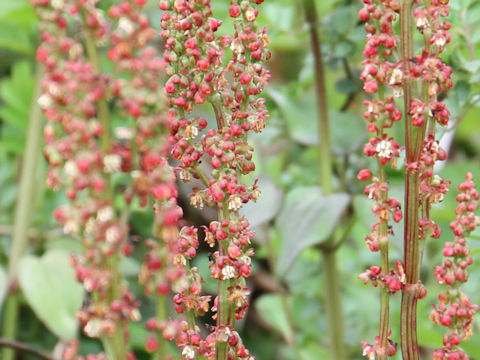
[1, 0, 480, 359]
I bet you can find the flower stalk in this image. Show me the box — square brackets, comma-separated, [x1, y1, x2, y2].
[400, 2, 422, 355]
[302, 1, 345, 358]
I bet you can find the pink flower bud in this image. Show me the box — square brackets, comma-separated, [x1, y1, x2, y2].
[357, 169, 372, 181]
[145, 336, 159, 353]
[229, 4, 241, 18]
[364, 81, 378, 94]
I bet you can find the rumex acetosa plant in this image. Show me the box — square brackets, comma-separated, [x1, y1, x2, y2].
[157, 0, 270, 359]
[34, 0, 175, 359]
[357, 0, 477, 359]
[33, 0, 269, 359]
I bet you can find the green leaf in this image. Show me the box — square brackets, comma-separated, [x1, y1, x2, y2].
[0, 22, 32, 54]
[268, 88, 318, 146]
[0, 182, 18, 210]
[0, 0, 31, 17]
[18, 250, 84, 340]
[269, 88, 365, 153]
[240, 175, 283, 228]
[256, 294, 294, 343]
[275, 187, 350, 276]
[0, 61, 34, 142]
[335, 78, 359, 95]
[330, 110, 366, 155]
[297, 342, 329, 360]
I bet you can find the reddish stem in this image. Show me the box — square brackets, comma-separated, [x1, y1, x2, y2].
[400, 1, 425, 359]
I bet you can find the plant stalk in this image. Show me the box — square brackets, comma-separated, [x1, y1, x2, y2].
[303, 1, 344, 359]
[154, 295, 167, 360]
[375, 83, 391, 360]
[216, 208, 233, 360]
[304, 0, 332, 194]
[400, 1, 423, 359]
[1, 65, 44, 360]
[0, 338, 56, 360]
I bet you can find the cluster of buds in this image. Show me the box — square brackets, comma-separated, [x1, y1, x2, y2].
[408, 0, 453, 253]
[34, 0, 183, 359]
[158, 0, 270, 358]
[358, 260, 406, 294]
[431, 173, 479, 359]
[357, 0, 405, 357]
[361, 330, 397, 360]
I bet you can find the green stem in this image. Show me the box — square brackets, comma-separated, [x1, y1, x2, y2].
[303, 1, 345, 359]
[400, 1, 423, 359]
[154, 295, 167, 360]
[0, 338, 55, 360]
[304, 0, 333, 194]
[215, 207, 233, 360]
[375, 82, 391, 360]
[378, 164, 389, 360]
[1, 65, 44, 360]
[321, 250, 345, 360]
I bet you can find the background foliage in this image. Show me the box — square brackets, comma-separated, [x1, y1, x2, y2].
[1, 0, 480, 359]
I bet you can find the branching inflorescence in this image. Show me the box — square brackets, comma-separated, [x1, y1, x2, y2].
[431, 173, 479, 360]
[158, 0, 270, 359]
[357, 0, 475, 359]
[34, 0, 177, 359]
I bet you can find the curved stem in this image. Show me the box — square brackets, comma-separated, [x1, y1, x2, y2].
[0, 338, 56, 360]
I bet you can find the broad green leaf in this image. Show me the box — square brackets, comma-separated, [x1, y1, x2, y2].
[268, 88, 317, 146]
[0, 0, 31, 17]
[45, 237, 83, 254]
[18, 250, 84, 340]
[330, 110, 366, 155]
[0, 22, 32, 54]
[268, 89, 365, 153]
[256, 294, 294, 343]
[240, 175, 283, 228]
[0, 183, 18, 210]
[0, 61, 34, 142]
[335, 78, 359, 95]
[0, 6, 37, 26]
[297, 342, 329, 360]
[275, 187, 350, 276]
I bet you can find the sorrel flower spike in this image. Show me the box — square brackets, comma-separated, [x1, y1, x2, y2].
[358, 0, 403, 358]
[33, 0, 174, 359]
[399, 1, 452, 359]
[159, 0, 270, 359]
[431, 173, 479, 360]
[359, 0, 453, 359]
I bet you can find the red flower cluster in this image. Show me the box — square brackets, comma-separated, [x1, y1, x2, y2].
[33, 0, 181, 359]
[358, 0, 404, 357]
[157, 0, 270, 359]
[431, 173, 479, 360]
[358, 0, 458, 357]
